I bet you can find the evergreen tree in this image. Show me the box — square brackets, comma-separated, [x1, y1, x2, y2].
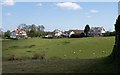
[84, 24, 90, 36]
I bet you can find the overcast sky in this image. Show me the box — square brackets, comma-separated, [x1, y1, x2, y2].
[1, 0, 118, 32]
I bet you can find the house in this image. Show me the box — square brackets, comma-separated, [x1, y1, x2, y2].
[89, 27, 106, 36]
[69, 30, 84, 34]
[10, 29, 28, 39]
[53, 29, 63, 38]
[43, 32, 54, 38]
[64, 30, 84, 37]
[69, 30, 84, 37]
[69, 31, 75, 37]
[63, 31, 70, 37]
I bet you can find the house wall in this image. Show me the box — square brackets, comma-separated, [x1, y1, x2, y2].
[89, 27, 105, 36]
[10, 31, 27, 39]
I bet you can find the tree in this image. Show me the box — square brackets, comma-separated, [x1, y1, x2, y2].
[18, 24, 27, 31]
[29, 24, 37, 37]
[37, 25, 45, 32]
[40, 25, 45, 32]
[17, 24, 45, 37]
[29, 29, 36, 37]
[4, 30, 11, 38]
[110, 15, 120, 62]
[84, 24, 90, 36]
[36, 25, 45, 37]
[103, 31, 115, 36]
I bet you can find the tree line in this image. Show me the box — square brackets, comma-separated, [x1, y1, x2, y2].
[3, 24, 48, 38]
[18, 24, 46, 37]
[3, 24, 116, 39]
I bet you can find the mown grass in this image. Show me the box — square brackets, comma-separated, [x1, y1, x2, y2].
[2, 37, 118, 73]
[2, 37, 114, 60]
[2, 58, 119, 73]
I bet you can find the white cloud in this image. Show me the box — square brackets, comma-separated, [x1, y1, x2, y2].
[56, 2, 82, 10]
[37, 3, 42, 6]
[90, 9, 99, 13]
[2, 0, 15, 6]
[5, 13, 12, 16]
[86, 16, 91, 18]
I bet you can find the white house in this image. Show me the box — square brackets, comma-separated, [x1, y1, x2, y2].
[10, 29, 27, 39]
[67, 30, 84, 37]
[69, 31, 75, 37]
[89, 27, 106, 36]
[53, 29, 63, 37]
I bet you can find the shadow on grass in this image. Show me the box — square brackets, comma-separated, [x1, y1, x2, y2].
[2, 57, 120, 75]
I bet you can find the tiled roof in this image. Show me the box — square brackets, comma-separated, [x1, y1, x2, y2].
[69, 30, 84, 33]
[12, 29, 27, 34]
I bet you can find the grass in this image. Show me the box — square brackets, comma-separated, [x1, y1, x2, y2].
[2, 37, 114, 60]
[2, 58, 119, 73]
[2, 36, 118, 73]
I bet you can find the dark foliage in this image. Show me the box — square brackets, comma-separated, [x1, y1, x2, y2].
[110, 15, 120, 63]
[80, 33, 85, 37]
[84, 24, 90, 37]
[8, 54, 16, 61]
[70, 33, 85, 38]
[18, 24, 46, 37]
[32, 53, 45, 60]
[4, 30, 11, 39]
[70, 34, 81, 38]
[103, 31, 115, 36]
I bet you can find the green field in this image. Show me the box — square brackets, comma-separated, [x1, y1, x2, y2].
[3, 37, 119, 73]
[3, 37, 114, 60]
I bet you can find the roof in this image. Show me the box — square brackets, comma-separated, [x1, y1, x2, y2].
[12, 29, 27, 34]
[90, 27, 105, 31]
[69, 30, 84, 33]
[47, 32, 54, 35]
[53, 29, 62, 33]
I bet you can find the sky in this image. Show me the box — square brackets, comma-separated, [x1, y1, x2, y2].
[1, 0, 118, 32]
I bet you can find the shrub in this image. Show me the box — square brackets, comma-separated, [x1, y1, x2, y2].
[80, 33, 85, 37]
[103, 31, 115, 36]
[32, 53, 45, 60]
[8, 54, 22, 61]
[70, 34, 80, 38]
[32, 53, 40, 59]
[26, 50, 31, 52]
[40, 54, 45, 60]
[8, 54, 15, 61]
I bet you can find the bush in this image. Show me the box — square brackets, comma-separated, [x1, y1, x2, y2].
[8, 54, 22, 61]
[4, 30, 11, 39]
[8, 54, 15, 61]
[40, 53, 45, 60]
[70, 34, 80, 38]
[103, 31, 115, 36]
[80, 33, 85, 37]
[32, 53, 45, 60]
[32, 53, 40, 59]
[26, 50, 31, 52]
